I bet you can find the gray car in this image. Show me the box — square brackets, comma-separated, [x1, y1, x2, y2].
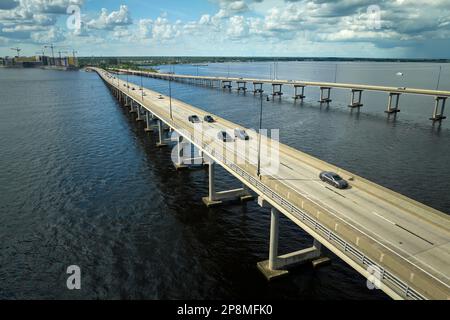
[319, 171, 348, 189]
[218, 131, 234, 142]
[234, 128, 250, 140]
[188, 115, 201, 123]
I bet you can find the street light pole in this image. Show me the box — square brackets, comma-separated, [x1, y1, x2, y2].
[257, 91, 264, 178]
[141, 70, 144, 101]
[169, 75, 173, 120]
[436, 65, 442, 90]
[126, 68, 129, 93]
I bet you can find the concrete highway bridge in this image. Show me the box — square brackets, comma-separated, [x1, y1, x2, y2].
[91, 67, 450, 300]
[114, 68, 450, 123]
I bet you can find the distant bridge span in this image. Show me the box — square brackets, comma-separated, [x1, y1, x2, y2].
[115, 68, 450, 122]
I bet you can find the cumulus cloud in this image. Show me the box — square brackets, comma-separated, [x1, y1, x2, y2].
[87, 5, 132, 30]
[0, 0, 83, 42]
[227, 15, 249, 39]
[30, 26, 65, 43]
[0, 0, 450, 57]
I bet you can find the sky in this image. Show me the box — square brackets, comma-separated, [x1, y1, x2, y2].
[0, 0, 450, 58]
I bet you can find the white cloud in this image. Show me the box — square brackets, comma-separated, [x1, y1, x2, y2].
[227, 15, 248, 39]
[30, 26, 65, 43]
[0, 0, 450, 57]
[152, 16, 181, 41]
[138, 18, 153, 38]
[87, 5, 132, 30]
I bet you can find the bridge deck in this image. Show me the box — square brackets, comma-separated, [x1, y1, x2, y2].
[94, 68, 450, 300]
[118, 68, 450, 98]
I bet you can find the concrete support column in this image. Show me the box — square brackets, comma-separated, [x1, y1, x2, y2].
[208, 161, 216, 201]
[257, 196, 330, 281]
[318, 87, 332, 104]
[145, 111, 153, 132]
[430, 97, 447, 122]
[269, 207, 280, 270]
[128, 100, 133, 113]
[386, 93, 401, 114]
[174, 135, 188, 170]
[272, 84, 283, 99]
[202, 161, 253, 207]
[433, 98, 439, 118]
[349, 89, 363, 108]
[136, 104, 143, 121]
[293, 85, 306, 101]
[253, 82, 264, 94]
[156, 119, 167, 147]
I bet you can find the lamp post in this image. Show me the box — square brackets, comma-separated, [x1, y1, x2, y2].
[126, 68, 129, 93]
[169, 74, 173, 120]
[140, 70, 144, 101]
[396, 71, 404, 88]
[334, 63, 338, 83]
[257, 91, 265, 178]
[436, 65, 442, 90]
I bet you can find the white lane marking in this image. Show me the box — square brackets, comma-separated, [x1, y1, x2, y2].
[372, 211, 396, 225]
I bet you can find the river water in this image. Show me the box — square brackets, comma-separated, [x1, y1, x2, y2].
[0, 61, 449, 299]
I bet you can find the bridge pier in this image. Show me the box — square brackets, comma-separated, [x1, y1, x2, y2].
[293, 85, 306, 101]
[222, 80, 232, 91]
[237, 81, 247, 93]
[174, 135, 188, 170]
[318, 87, 332, 104]
[253, 82, 264, 94]
[129, 99, 137, 114]
[135, 104, 143, 121]
[385, 93, 401, 114]
[272, 84, 283, 100]
[202, 162, 253, 207]
[144, 111, 154, 133]
[430, 96, 447, 122]
[257, 197, 330, 281]
[156, 119, 167, 148]
[349, 89, 364, 108]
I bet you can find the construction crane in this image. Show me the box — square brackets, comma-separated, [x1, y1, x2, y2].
[71, 49, 78, 59]
[44, 44, 56, 65]
[10, 47, 21, 57]
[71, 49, 78, 67]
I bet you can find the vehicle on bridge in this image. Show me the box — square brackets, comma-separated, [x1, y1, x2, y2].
[218, 131, 234, 142]
[234, 128, 250, 140]
[188, 115, 201, 123]
[319, 172, 349, 189]
[204, 115, 215, 123]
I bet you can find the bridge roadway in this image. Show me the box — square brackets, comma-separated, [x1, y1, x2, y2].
[115, 67, 450, 121]
[93, 68, 450, 300]
[118, 68, 450, 98]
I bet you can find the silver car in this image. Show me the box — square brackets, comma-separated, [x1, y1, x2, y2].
[188, 115, 201, 123]
[218, 131, 234, 142]
[319, 171, 349, 189]
[234, 128, 250, 140]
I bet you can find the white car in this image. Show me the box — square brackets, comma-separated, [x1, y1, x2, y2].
[234, 128, 250, 140]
